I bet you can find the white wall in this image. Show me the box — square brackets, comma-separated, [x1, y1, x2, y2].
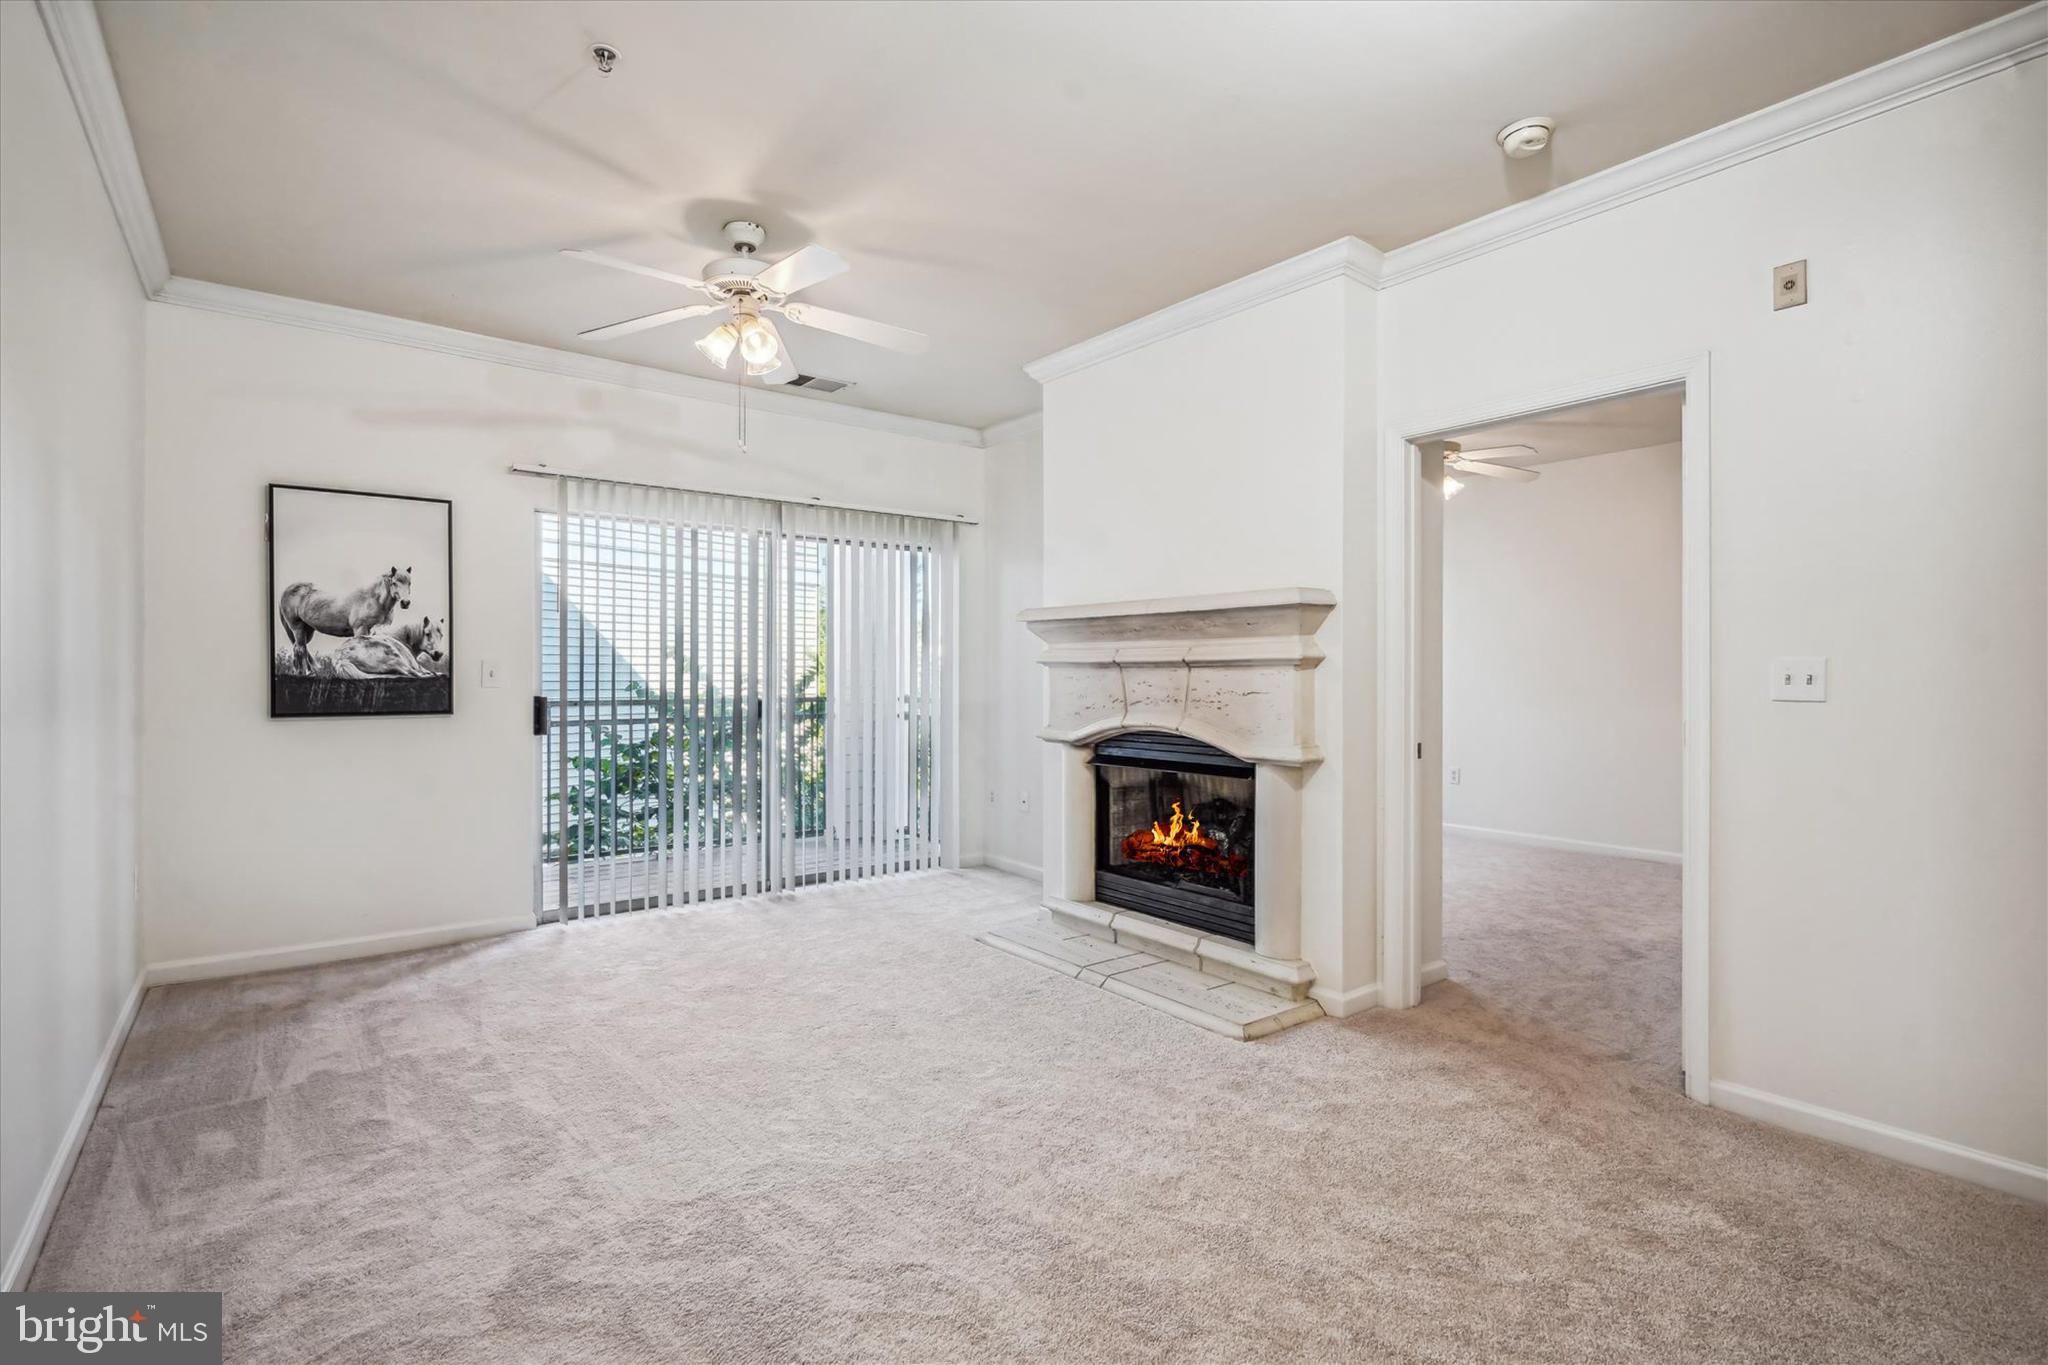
[1386, 58, 2046, 1167]
[1039, 276, 1382, 1006]
[139, 305, 987, 966]
[0, 3, 147, 1284]
[979, 424, 1044, 878]
[1444, 443, 1681, 858]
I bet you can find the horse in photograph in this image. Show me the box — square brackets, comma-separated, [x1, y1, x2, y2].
[277, 566, 412, 662]
[375, 614, 448, 673]
[329, 634, 436, 679]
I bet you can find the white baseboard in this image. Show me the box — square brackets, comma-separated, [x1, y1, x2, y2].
[4, 971, 146, 1290]
[1709, 1080, 2047, 1205]
[979, 854, 1042, 882]
[1444, 823, 1681, 866]
[144, 915, 533, 987]
[1309, 981, 1381, 1018]
[1315, 964, 1444, 1016]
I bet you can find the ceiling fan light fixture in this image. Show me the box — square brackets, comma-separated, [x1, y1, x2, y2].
[737, 313, 781, 367]
[695, 321, 740, 368]
[1443, 473, 1465, 500]
[565, 225, 928, 390]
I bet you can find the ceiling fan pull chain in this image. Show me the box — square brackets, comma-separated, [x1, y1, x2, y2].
[737, 373, 749, 455]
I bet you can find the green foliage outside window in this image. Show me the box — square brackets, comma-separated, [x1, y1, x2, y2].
[545, 660, 827, 863]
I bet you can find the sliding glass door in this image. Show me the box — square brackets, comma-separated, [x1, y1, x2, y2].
[535, 478, 951, 922]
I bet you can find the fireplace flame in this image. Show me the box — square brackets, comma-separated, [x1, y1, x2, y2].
[1119, 800, 1248, 880]
[1146, 802, 1213, 851]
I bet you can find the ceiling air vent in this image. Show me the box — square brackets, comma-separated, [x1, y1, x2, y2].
[786, 374, 854, 394]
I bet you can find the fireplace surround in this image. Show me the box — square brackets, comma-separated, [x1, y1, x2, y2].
[1005, 588, 1335, 1027]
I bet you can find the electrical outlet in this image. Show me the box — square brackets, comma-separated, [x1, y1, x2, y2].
[1769, 657, 1827, 701]
[1773, 259, 1807, 310]
[1448, 767, 1461, 785]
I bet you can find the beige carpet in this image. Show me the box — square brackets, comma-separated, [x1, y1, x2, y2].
[1442, 830, 1683, 1088]
[31, 860, 2048, 1363]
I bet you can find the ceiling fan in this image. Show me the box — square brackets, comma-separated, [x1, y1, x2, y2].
[561, 220, 928, 385]
[1442, 441, 1540, 498]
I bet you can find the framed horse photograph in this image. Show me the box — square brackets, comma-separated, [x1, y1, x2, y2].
[268, 484, 453, 718]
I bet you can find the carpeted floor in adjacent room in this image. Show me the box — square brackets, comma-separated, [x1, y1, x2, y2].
[30, 842, 2048, 1363]
[1441, 829, 1685, 1089]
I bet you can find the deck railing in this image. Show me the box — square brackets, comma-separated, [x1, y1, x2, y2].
[540, 693, 829, 864]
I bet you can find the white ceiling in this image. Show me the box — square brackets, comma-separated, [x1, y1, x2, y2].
[1450, 389, 1684, 467]
[98, 0, 2017, 429]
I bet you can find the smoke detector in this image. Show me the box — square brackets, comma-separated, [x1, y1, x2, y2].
[1496, 116, 1555, 159]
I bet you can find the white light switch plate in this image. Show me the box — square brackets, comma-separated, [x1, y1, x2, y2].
[480, 659, 503, 689]
[1770, 657, 1827, 701]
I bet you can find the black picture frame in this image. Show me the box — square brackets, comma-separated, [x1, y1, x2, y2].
[267, 483, 455, 718]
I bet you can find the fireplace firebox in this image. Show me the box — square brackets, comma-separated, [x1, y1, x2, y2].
[1092, 731, 1255, 943]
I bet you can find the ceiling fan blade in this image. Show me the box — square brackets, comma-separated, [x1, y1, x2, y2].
[1456, 444, 1539, 463]
[755, 243, 848, 297]
[1449, 459, 1540, 483]
[578, 303, 720, 341]
[777, 301, 928, 354]
[560, 248, 712, 294]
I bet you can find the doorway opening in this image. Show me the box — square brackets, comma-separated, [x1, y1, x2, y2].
[1437, 389, 1685, 1086]
[1380, 357, 1710, 1102]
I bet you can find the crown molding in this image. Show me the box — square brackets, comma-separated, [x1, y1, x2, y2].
[1377, 1, 2047, 287]
[36, 0, 169, 294]
[151, 277, 986, 446]
[979, 410, 1043, 447]
[1025, 236, 1384, 385]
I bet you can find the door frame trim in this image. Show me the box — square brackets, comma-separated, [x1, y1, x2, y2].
[1377, 353, 1712, 1104]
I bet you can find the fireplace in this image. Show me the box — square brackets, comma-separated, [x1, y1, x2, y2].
[1093, 732, 1255, 943]
[1012, 588, 1334, 1024]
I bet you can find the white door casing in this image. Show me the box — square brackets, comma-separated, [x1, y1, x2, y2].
[1378, 355, 1712, 1104]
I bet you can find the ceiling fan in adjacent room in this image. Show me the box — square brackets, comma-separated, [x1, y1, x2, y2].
[1442, 442, 1540, 498]
[561, 220, 928, 385]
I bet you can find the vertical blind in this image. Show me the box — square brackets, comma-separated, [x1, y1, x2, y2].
[538, 476, 954, 921]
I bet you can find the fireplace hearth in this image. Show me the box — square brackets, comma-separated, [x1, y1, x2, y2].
[1094, 731, 1255, 942]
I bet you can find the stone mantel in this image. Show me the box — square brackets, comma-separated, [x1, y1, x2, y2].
[1020, 587, 1335, 765]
